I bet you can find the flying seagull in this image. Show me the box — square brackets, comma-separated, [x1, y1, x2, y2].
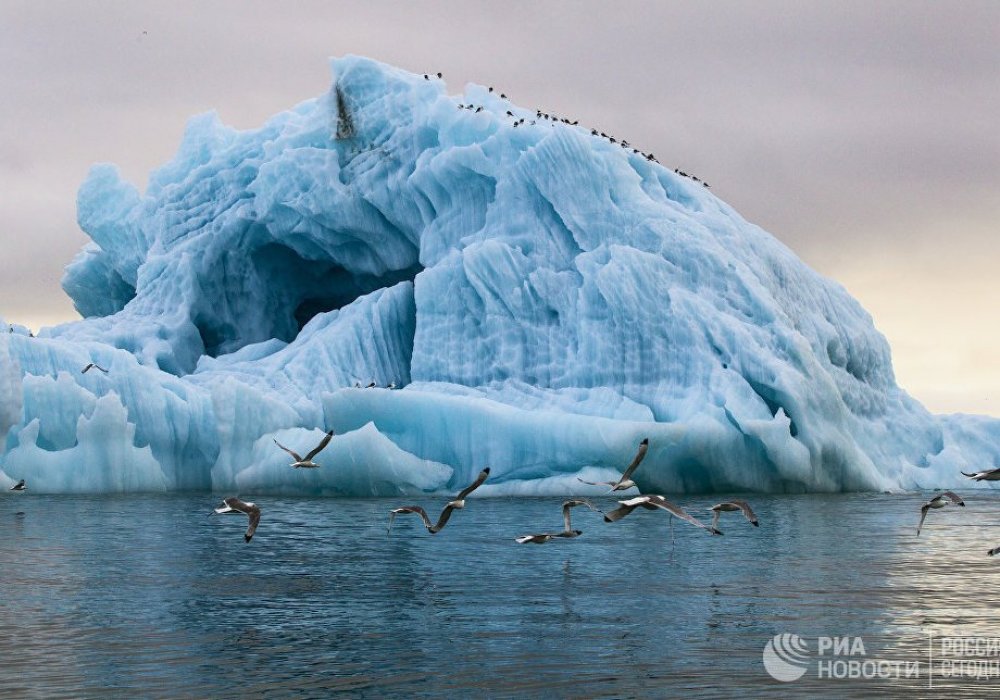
[516, 499, 602, 544]
[917, 491, 965, 535]
[709, 500, 759, 530]
[273, 429, 334, 468]
[604, 495, 722, 535]
[212, 497, 261, 542]
[578, 438, 649, 491]
[388, 467, 490, 535]
[81, 363, 109, 374]
[962, 467, 1000, 481]
[9, 479, 26, 491]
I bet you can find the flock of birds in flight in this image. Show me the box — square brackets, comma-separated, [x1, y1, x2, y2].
[8, 352, 1000, 553]
[7, 361, 1000, 550]
[423, 72, 710, 188]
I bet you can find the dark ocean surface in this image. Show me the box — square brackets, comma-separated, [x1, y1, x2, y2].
[3, 491, 1000, 698]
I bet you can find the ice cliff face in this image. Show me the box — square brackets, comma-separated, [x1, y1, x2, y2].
[2, 56, 998, 494]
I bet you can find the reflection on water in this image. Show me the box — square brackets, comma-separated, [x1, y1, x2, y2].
[2, 491, 1000, 696]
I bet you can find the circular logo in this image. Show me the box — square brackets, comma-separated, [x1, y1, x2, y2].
[763, 633, 809, 682]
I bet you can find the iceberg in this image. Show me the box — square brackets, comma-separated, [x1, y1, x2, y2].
[2, 55, 998, 495]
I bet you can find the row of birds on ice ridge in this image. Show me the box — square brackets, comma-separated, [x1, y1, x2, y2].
[8, 362, 1000, 550]
[420, 71, 711, 187]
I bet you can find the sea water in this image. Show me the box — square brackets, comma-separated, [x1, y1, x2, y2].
[2, 491, 999, 697]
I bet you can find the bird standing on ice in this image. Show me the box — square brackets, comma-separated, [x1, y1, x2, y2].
[212, 497, 261, 542]
[578, 438, 649, 491]
[388, 468, 490, 535]
[273, 430, 334, 468]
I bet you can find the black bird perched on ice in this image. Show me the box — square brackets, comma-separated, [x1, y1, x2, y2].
[577, 438, 649, 491]
[273, 430, 335, 468]
[212, 497, 261, 543]
[488, 86, 494, 92]
[9, 479, 26, 491]
[82, 363, 109, 374]
[366, 381, 377, 388]
[500, 93, 507, 99]
[916, 491, 965, 535]
[423, 74, 429, 80]
[388, 468, 490, 535]
[516, 499, 602, 544]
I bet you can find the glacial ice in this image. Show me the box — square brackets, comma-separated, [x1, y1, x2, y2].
[2, 55, 999, 495]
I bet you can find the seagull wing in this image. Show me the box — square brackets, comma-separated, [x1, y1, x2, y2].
[562, 499, 599, 531]
[563, 502, 576, 531]
[303, 430, 334, 462]
[942, 491, 965, 506]
[647, 496, 722, 534]
[619, 439, 649, 481]
[224, 497, 254, 514]
[455, 468, 490, 501]
[577, 478, 615, 487]
[389, 506, 434, 533]
[989, 546, 1000, 557]
[431, 503, 460, 533]
[711, 509, 721, 531]
[272, 438, 303, 463]
[734, 499, 759, 526]
[516, 534, 551, 544]
[244, 506, 261, 542]
[917, 504, 930, 535]
[603, 500, 645, 523]
[961, 471, 981, 479]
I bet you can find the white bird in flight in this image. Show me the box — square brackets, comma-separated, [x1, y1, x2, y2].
[604, 494, 722, 535]
[9, 479, 26, 492]
[577, 438, 649, 491]
[81, 363, 109, 374]
[916, 491, 965, 536]
[212, 497, 261, 542]
[388, 468, 490, 535]
[273, 430, 334, 468]
[708, 500, 759, 530]
[962, 467, 1000, 481]
[516, 499, 602, 544]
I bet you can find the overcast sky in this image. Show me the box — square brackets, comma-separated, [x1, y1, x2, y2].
[0, 1, 997, 415]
